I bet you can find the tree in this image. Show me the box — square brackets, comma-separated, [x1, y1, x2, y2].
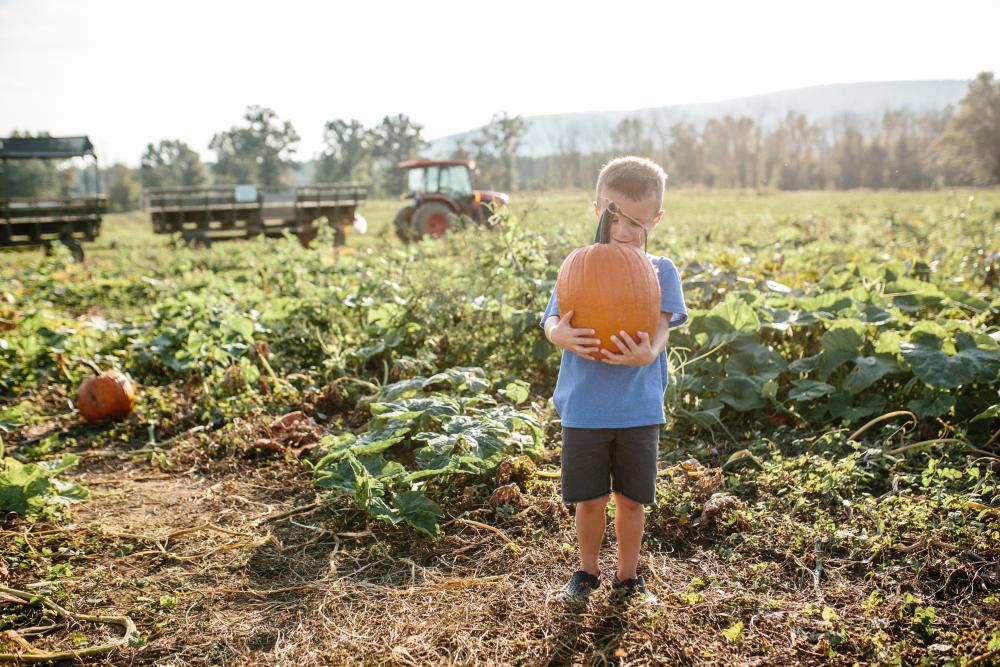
[371, 114, 425, 195]
[210, 106, 300, 188]
[106, 163, 140, 212]
[831, 117, 866, 189]
[768, 112, 823, 190]
[611, 117, 652, 156]
[140, 139, 206, 188]
[931, 71, 1000, 184]
[315, 119, 372, 183]
[666, 123, 703, 186]
[476, 112, 527, 191]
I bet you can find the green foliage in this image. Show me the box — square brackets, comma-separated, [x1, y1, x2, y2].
[371, 114, 425, 195]
[669, 242, 1000, 429]
[315, 119, 372, 184]
[2, 190, 999, 551]
[210, 106, 300, 188]
[140, 139, 207, 188]
[0, 451, 89, 518]
[313, 367, 542, 538]
[932, 71, 1000, 184]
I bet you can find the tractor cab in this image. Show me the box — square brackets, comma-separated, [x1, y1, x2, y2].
[393, 159, 508, 241]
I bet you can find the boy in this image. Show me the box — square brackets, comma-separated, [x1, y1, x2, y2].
[541, 156, 687, 604]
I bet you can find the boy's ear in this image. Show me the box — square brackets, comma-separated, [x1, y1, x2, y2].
[652, 209, 664, 227]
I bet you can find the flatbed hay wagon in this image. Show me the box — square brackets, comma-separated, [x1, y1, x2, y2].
[0, 136, 107, 261]
[143, 183, 368, 248]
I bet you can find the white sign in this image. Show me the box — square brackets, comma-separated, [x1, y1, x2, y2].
[234, 185, 257, 203]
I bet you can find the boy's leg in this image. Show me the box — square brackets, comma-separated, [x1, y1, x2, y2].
[561, 427, 615, 577]
[611, 491, 644, 581]
[575, 495, 609, 576]
[609, 425, 660, 581]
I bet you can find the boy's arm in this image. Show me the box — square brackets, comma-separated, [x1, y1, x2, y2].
[600, 312, 672, 366]
[545, 311, 602, 360]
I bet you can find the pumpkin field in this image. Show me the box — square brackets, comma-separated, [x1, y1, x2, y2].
[1, 189, 999, 666]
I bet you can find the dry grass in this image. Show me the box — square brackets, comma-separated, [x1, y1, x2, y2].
[2, 423, 999, 666]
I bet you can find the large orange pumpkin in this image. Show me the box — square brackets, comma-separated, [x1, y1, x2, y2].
[555, 205, 660, 360]
[77, 367, 135, 422]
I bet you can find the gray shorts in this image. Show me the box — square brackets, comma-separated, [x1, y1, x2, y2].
[560, 425, 660, 505]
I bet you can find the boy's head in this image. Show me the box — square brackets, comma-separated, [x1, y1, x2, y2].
[593, 156, 667, 248]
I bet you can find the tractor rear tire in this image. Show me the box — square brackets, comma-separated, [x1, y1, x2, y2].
[413, 202, 454, 239]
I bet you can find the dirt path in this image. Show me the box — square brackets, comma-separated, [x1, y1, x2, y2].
[3, 435, 879, 667]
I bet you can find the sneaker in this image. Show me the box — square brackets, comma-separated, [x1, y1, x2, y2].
[611, 574, 658, 605]
[556, 570, 600, 603]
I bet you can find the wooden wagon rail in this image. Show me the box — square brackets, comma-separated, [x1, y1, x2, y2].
[144, 183, 368, 247]
[0, 196, 107, 248]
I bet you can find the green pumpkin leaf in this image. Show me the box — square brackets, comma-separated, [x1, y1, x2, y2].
[229, 316, 255, 342]
[323, 424, 411, 461]
[394, 490, 444, 539]
[789, 379, 836, 402]
[378, 377, 427, 402]
[788, 354, 821, 374]
[842, 355, 899, 394]
[694, 298, 760, 346]
[718, 376, 766, 412]
[424, 367, 490, 394]
[725, 342, 787, 381]
[0, 455, 86, 516]
[907, 393, 957, 419]
[972, 404, 1000, 423]
[901, 333, 1000, 388]
[413, 433, 462, 471]
[826, 392, 886, 423]
[503, 380, 530, 405]
[821, 324, 866, 353]
[369, 496, 401, 525]
[370, 397, 461, 430]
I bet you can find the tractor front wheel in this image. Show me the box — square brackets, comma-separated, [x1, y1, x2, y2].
[413, 202, 454, 239]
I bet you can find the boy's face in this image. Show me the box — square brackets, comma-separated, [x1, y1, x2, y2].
[593, 188, 663, 249]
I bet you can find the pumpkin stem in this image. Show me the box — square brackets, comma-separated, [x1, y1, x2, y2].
[78, 358, 103, 376]
[594, 202, 615, 244]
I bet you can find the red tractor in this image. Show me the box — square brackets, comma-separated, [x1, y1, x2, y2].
[393, 159, 509, 241]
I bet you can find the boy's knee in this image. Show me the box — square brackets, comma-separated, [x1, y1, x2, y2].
[576, 495, 609, 513]
[612, 492, 643, 513]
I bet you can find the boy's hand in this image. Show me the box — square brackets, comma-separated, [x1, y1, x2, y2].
[547, 311, 601, 360]
[601, 330, 656, 366]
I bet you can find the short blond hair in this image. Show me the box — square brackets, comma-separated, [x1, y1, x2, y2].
[595, 156, 668, 209]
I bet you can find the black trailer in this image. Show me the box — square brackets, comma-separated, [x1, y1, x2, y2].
[0, 136, 107, 261]
[144, 183, 368, 248]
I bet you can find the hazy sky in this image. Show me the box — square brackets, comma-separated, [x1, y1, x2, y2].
[2, 0, 998, 165]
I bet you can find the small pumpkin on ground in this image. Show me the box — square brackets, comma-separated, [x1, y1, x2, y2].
[555, 203, 660, 360]
[76, 360, 135, 423]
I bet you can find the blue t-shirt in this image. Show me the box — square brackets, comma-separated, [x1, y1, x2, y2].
[540, 254, 688, 428]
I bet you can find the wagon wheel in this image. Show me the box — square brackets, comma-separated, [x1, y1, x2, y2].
[413, 202, 454, 239]
[297, 227, 318, 248]
[61, 238, 85, 262]
[47, 236, 84, 262]
[393, 206, 416, 243]
[183, 230, 212, 249]
[477, 201, 495, 226]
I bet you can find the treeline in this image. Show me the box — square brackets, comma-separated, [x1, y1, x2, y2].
[518, 72, 1000, 191]
[4, 73, 998, 212]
